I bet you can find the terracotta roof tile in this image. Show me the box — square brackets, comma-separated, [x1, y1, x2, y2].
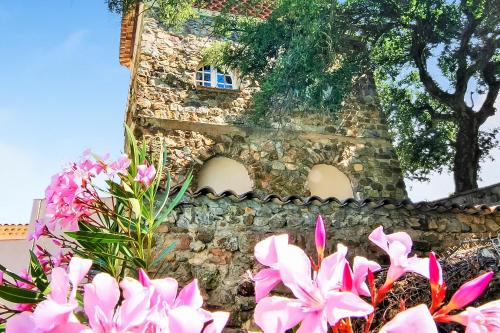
[168, 186, 500, 216]
[0, 224, 29, 240]
[119, 4, 140, 67]
[196, 0, 273, 20]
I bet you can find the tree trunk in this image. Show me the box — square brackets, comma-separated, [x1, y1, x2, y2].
[453, 116, 481, 193]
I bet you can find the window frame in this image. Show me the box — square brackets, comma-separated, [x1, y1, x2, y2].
[195, 65, 238, 90]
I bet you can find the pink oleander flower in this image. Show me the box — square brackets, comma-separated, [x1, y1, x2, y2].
[342, 256, 381, 297]
[369, 226, 430, 286]
[44, 166, 94, 232]
[379, 304, 438, 333]
[252, 234, 289, 301]
[83, 272, 152, 332]
[439, 271, 494, 314]
[0, 271, 3, 285]
[254, 242, 373, 333]
[52, 250, 71, 267]
[108, 154, 131, 176]
[136, 268, 229, 333]
[429, 252, 446, 312]
[15, 269, 33, 290]
[447, 300, 500, 333]
[134, 163, 156, 187]
[315, 215, 326, 263]
[7, 258, 227, 333]
[6, 257, 92, 333]
[28, 219, 48, 241]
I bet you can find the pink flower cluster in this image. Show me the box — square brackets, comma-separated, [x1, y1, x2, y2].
[252, 215, 499, 333]
[6, 257, 228, 333]
[134, 163, 156, 187]
[43, 152, 131, 232]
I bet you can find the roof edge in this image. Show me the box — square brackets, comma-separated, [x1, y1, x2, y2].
[119, 3, 141, 68]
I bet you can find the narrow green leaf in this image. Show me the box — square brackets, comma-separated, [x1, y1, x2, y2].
[154, 171, 172, 220]
[154, 171, 192, 228]
[123, 182, 135, 195]
[0, 285, 44, 304]
[66, 231, 134, 244]
[124, 124, 140, 169]
[0, 264, 35, 287]
[132, 257, 147, 269]
[152, 242, 177, 267]
[129, 198, 142, 217]
[29, 251, 49, 292]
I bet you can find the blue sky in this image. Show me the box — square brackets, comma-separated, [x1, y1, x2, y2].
[0, 1, 498, 223]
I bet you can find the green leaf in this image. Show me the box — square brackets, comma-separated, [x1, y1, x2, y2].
[29, 251, 49, 292]
[129, 198, 142, 218]
[152, 242, 177, 267]
[66, 231, 134, 244]
[125, 124, 140, 169]
[154, 172, 172, 220]
[0, 264, 35, 287]
[154, 171, 193, 228]
[132, 257, 147, 269]
[123, 182, 135, 195]
[0, 285, 44, 304]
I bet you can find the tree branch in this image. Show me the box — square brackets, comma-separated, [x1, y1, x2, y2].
[477, 61, 500, 124]
[454, 17, 480, 98]
[410, 34, 460, 111]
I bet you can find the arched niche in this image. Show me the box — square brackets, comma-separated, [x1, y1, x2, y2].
[197, 157, 253, 194]
[307, 164, 354, 200]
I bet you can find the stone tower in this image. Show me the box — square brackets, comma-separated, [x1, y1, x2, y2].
[119, 4, 407, 200]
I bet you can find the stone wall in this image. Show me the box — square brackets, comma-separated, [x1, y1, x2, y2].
[434, 183, 500, 205]
[155, 193, 500, 331]
[125, 10, 408, 199]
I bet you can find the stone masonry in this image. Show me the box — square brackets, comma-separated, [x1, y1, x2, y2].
[124, 8, 407, 199]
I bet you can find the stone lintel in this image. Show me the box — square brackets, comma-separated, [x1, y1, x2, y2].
[138, 116, 394, 146]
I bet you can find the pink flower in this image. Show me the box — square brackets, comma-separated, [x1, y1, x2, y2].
[315, 215, 326, 263]
[252, 234, 289, 301]
[28, 219, 48, 241]
[429, 252, 446, 312]
[379, 304, 438, 333]
[369, 226, 429, 285]
[448, 300, 500, 333]
[0, 271, 3, 285]
[84, 272, 151, 332]
[254, 243, 373, 333]
[6, 257, 92, 333]
[440, 272, 494, 313]
[134, 163, 156, 187]
[135, 269, 229, 333]
[342, 256, 381, 297]
[52, 251, 71, 267]
[44, 166, 94, 232]
[108, 154, 131, 176]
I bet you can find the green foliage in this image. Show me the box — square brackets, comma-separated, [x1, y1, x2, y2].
[214, 0, 367, 116]
[65, 126, 193, 279]
[106, 0, 204, 29]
